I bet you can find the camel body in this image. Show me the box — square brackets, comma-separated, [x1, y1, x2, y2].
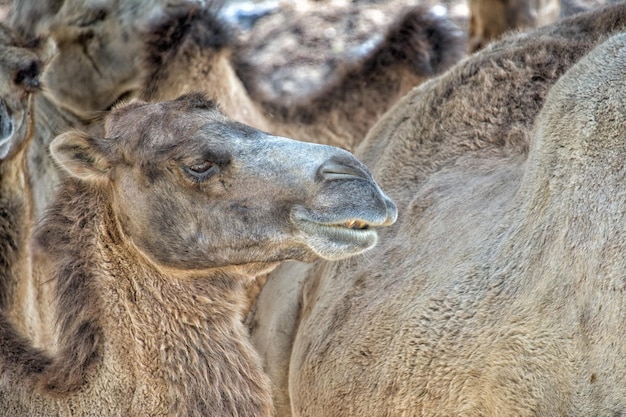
[250, 4, 626, 416]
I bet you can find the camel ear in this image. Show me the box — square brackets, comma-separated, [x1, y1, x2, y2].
[50, 131, 111, 182]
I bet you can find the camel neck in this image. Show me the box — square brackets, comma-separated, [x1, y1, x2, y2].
[36, 181, 273, 415]
[100, 217, 273, 416]
[110, 270, 272, 415]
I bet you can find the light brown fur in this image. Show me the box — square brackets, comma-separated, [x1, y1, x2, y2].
[0, 93, 396, 416]
[249, 4, 626, 416]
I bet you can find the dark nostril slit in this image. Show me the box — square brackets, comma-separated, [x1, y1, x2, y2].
[318, 155, 371, 181]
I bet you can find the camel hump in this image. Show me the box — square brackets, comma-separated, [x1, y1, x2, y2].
[532, 32, 626, 165]
[143, 4, 233, 72]
[541, 32, 626, 139]
[375, 6, 466, 76]
[495, 32, 626, 262]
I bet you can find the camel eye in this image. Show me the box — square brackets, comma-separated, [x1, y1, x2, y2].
[183, 161, 218, 182]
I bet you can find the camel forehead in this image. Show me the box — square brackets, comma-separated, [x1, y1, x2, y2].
[105, 96, 243, 157]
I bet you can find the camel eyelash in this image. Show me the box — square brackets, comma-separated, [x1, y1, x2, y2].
[182, 162, 219, 182]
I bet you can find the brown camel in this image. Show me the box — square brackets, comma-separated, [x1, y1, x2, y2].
[141, 4, 466, 151]
[0, 92, 396, 416]
[0, 23, 43, 337]
[249, 4, 626, 416]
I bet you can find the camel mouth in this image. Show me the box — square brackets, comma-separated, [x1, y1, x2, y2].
[312, 218, 373, 231]
[296, 217, 378, 242]
[292, 212, 382, 260]
[292, 209, 387, 233]
[290, 192, 397, 260]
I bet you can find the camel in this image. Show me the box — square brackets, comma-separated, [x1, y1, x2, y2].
[468, 0, 560, 51]
[0, 92, 397, 416]
[0, 23, 45, 337]
[248, 4, 626, 416]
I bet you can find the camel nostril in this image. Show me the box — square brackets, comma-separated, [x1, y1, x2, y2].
[318, 155, 371, 182]
[15, 60, 41, 92]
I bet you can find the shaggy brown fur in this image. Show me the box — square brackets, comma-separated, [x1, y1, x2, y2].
[142, 4, 466, 151]
[0, 93, 396, 416]
[249, 4, 626, 416]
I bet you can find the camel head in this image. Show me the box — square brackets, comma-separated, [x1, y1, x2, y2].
[26, 0, 165, 119]
[0, 25, 45, 160]
[50, 93, 397, 274]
